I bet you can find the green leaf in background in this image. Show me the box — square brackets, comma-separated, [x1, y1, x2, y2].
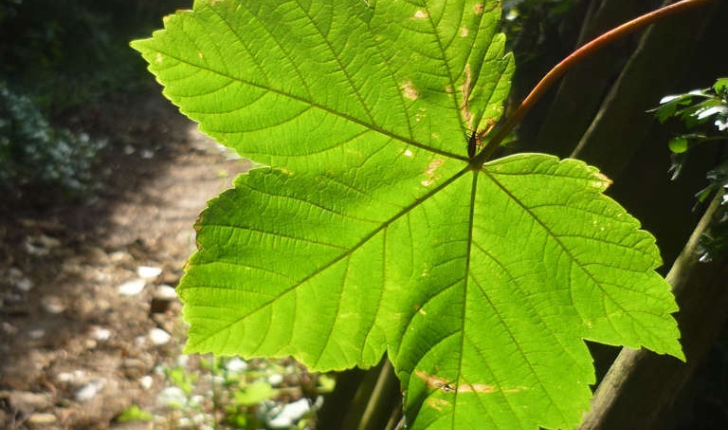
[713, 77, 728, 94]
[132, 1, 683, 429]
[669, 136, 689, 154]
[234, 380, 274, 407]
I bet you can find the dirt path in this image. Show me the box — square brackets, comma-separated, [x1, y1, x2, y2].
[0, 92, 248, 429]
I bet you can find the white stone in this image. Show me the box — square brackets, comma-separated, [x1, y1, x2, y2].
[117, 279, 146, 296]
[189, 395, 204, 407]
[155, 284, 177, 300]
[137, 266, 162, 279]
[224, 357, 248, 373]
[140, 149, 155, 159]
[267, 373, 284, 386]
[41, 296, 66, 314]
[7, 268, 33, 292]
[75, 379, 106, 402]
[267, 398, 311, 428]
[89, 326, 111, 341]
[175, 355, 189, 368]
[108, 251, 132, 262]
[56, 370, 86, 384]
[139, 375, 153, 390]
[27, 413, 57, 425]
[27, 328, 45, 340]
[13, 277, 33, 292]
[149, 328, 171, 346]
[158, 386, 186, 408]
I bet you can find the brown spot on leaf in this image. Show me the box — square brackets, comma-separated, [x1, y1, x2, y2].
[421, 159, 444, 187]
[402, 81, 419, 100]
[425, 398, 451, 411]
[413, 10, 428, 19]
[457, 383, 495, 393]
[415, 370, 454, 392]
[460, 65, 473, 125]
[502, 386, 528, 393]
[595, 172, 613, 189]
[474, 3, 484, 14]
[416, 371, 498, 394]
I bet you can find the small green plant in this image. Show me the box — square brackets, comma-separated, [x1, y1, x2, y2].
[158, 355, 329, 429]
[654, 78, 728, 261]
[115, 404, 154, 424]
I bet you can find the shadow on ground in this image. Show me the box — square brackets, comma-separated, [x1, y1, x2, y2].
[0, 90, 248, 429]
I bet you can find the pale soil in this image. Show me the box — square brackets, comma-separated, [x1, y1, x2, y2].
[0, 92, 249, 429]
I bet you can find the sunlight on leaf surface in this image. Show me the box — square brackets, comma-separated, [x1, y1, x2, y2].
[131, 1, 683, 429]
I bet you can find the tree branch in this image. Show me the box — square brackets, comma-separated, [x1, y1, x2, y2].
[475, 0, 719, 164]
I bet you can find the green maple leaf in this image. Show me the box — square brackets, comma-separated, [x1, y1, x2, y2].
[132, 0, 683, 429]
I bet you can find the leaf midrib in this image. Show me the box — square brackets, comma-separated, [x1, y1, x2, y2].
[451, 171, 571, 430]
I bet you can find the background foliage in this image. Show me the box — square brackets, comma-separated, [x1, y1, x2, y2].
[0, 0, 188, 200]
[653, 78, 728, 262]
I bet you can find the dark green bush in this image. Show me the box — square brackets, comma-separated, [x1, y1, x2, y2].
[0, 82, 106, 199]
[0, 0, 188, 200]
